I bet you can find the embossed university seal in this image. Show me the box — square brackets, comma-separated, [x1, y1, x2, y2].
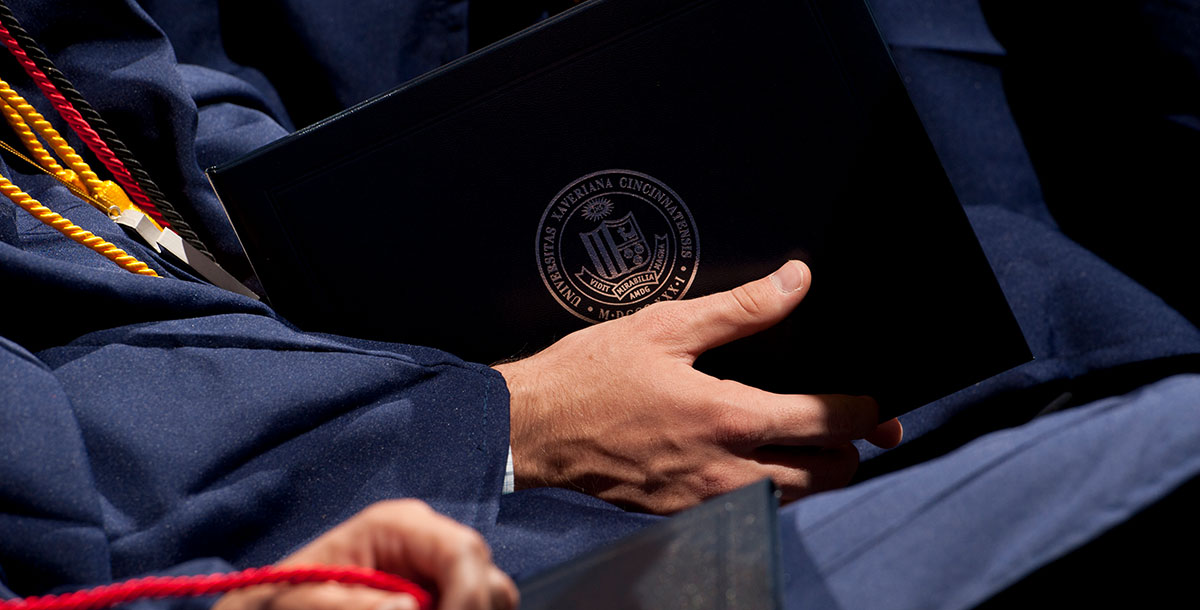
[537, 170, 699, 323]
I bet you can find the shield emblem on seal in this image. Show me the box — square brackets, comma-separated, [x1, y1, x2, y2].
[579, 212, 651, 281]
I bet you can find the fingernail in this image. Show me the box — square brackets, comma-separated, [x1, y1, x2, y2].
[769, 260, 806, 294]
[378, 594, 419, 610]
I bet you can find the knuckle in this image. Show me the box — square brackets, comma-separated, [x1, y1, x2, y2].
[833, 396, 881, 438]
[697, 463, 755, 498]
[860, 397, 883, 431]
[810, 401, 841, 436]
[711, 404, 757, 443]
[845, 395, 881, 429]
[801, 395, 871, 439]
[636, 301, 685, 336]
[635, 301, 701, 350]
[364, 498, 430, 520]
[729, 284, 768, 320]
[353, 499, 436, 535]
[451, 528, 491, 562]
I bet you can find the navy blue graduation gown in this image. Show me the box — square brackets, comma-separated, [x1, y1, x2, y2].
[2, 1, 1199, 607]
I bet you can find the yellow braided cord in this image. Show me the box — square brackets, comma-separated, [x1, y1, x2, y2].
[0, 172, 158, 277]
[0, 76, 102, 195]
[0, 97, 76, 184]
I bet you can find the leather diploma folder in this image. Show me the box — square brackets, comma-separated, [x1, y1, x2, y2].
[208, 0, 1032, 417]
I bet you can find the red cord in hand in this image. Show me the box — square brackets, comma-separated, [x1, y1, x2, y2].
[0, 566, 432, 610]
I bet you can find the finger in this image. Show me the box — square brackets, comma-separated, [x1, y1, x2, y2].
[279, 586, 418, 610]
[221, 583, 420, 610]
[435, 542, 493, 610]
[864, 417, 903, 449]
[354, 501, 499, 610]
[665, 260, 810, 354]
[752, 443, 861, 501]
[682, 445, 861, 505]
[705, 381, 881, 447]
[487, 567, 519, 610]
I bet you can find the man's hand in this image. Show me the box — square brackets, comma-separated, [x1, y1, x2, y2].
[213, 500, 518, 610]
[496, 260, 902, 514]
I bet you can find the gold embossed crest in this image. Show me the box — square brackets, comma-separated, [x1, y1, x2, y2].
[536, 170, 699, 323]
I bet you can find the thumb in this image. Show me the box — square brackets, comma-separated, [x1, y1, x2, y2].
[674, 260, 810, 353]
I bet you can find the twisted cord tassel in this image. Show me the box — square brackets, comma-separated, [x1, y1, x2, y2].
[0, 566, 432, 610]
[0, 97, 83, 190]
[0, 1, 209, 254]
[0, 15, 167, 227]
[0, 77, 103, 195]
[41, 76, 211, 252]
[0, 173, 158, 277]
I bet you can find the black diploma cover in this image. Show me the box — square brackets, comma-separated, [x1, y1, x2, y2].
[208, 0, 1031, 417]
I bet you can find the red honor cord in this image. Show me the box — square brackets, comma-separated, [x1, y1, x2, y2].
[0, 566, 433, 610]
[0, 18, 167, 226]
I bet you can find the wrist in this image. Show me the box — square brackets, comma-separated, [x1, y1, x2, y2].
[493, 360, 544, 490]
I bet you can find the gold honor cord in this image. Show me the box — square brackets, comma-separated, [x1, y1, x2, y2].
[0, 140, 116, 216]
[0, 78, 159, 277]
[0, 84, 162, 228]
[0, 76, 103, 195]
[0, 95, 83, 190]
[0, 171, 159, 276]
[0, 83, 157, 224]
